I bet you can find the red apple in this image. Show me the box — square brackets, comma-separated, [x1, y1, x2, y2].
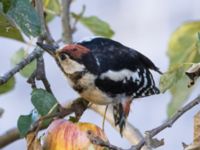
[43, 119, 108, 150]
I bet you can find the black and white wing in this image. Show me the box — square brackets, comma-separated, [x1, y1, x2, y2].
[77, 37, 161, 98]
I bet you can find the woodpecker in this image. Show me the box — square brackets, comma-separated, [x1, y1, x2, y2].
[37, 37, 161, 135]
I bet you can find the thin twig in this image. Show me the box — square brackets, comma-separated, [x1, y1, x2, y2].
[35, 56, 53, 94]
[61, 0, 73, 43]
[71, 5, 86, 33]
[102, 105, 108, 131]
[27, 71, 37, 88]
[35, 0, 55, 44]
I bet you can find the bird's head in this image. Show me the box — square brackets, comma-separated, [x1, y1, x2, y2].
[37, 42, 90, 74]
[57, 44, 90, 62]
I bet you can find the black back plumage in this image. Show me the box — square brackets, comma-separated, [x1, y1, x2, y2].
[77, 37, 160, 98]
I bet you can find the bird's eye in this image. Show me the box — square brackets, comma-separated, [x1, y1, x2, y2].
[60, 53, 67, 61]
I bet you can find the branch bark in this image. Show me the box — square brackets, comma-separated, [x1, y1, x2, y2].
[35, 0, 55, 44]
[0, 48, 43, 85]
[61, 0, 73, 43]
[0, 128, 20, 148]
[88, 95, 200, 150]
[135, 95, 200, 149]
[1, 95, 200, 149]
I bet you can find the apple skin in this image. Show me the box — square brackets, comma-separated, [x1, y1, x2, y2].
[43, 119, 108, 150]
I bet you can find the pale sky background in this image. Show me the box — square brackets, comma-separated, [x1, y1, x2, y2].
[1, 0, 200, 149]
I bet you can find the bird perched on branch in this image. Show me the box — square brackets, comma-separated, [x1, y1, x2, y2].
[37, 37, 161, 135]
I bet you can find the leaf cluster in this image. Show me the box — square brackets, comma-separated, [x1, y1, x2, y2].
[160, 22, 200, 117]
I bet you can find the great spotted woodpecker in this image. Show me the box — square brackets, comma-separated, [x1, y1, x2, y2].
[37, 37, 161, 135]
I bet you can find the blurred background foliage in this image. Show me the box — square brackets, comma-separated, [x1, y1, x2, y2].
[160, 22, 200, 117]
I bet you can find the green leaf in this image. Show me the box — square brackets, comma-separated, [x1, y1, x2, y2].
[0, 13, 24, 42]
[69, 116, 78, 123]
[17, 114, 32, 137]
[168, 21, 200, 65]
[11, 48, 36, 78]
[31, 89, 58, 116]
[78, 15, 114, 38]
[17, 110, 40, 137]
[0, 0, 11, 13]
[0, 77, 15, 94]
[197, 32, 200, 55]
[43, 0, 60, 22]
[167, 76, 192, 117]
[7, 0, 42, 37]
[159, 65, 185, 93]
[164, 21, 200, 117]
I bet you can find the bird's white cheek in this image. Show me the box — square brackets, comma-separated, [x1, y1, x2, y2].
[60, 59, 85, 74]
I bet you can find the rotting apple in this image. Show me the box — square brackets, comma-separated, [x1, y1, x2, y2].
[42, 119, 108, 150]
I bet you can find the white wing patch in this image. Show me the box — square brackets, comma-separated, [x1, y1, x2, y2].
[100, 69, 140, 82]
[94, 56, 100, 67]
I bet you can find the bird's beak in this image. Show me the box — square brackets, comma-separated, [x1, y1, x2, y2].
[36, 42, 58, 57]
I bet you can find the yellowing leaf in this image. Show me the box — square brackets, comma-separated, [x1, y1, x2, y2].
[167, 76, 192, 117]
[168, 21, 200, 65]
[0, 13, 24, 42]
[43, 0, 60, 22]
[79, 16, 114, 38]
[163, 21, 200, 117]
[0, 77, 15, 94]
[159, 64, 185, 93]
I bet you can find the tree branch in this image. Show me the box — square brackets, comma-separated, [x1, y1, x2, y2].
[89, 95, 200, 150]
[0, 48, 43, 85]
[61, 0, 73, 43]
[0, 128, 20, 148]
[135, 95, 200, 149]
[1, 95, 200, 149]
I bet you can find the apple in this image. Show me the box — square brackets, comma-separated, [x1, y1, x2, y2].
[43, 119, 108, 150]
